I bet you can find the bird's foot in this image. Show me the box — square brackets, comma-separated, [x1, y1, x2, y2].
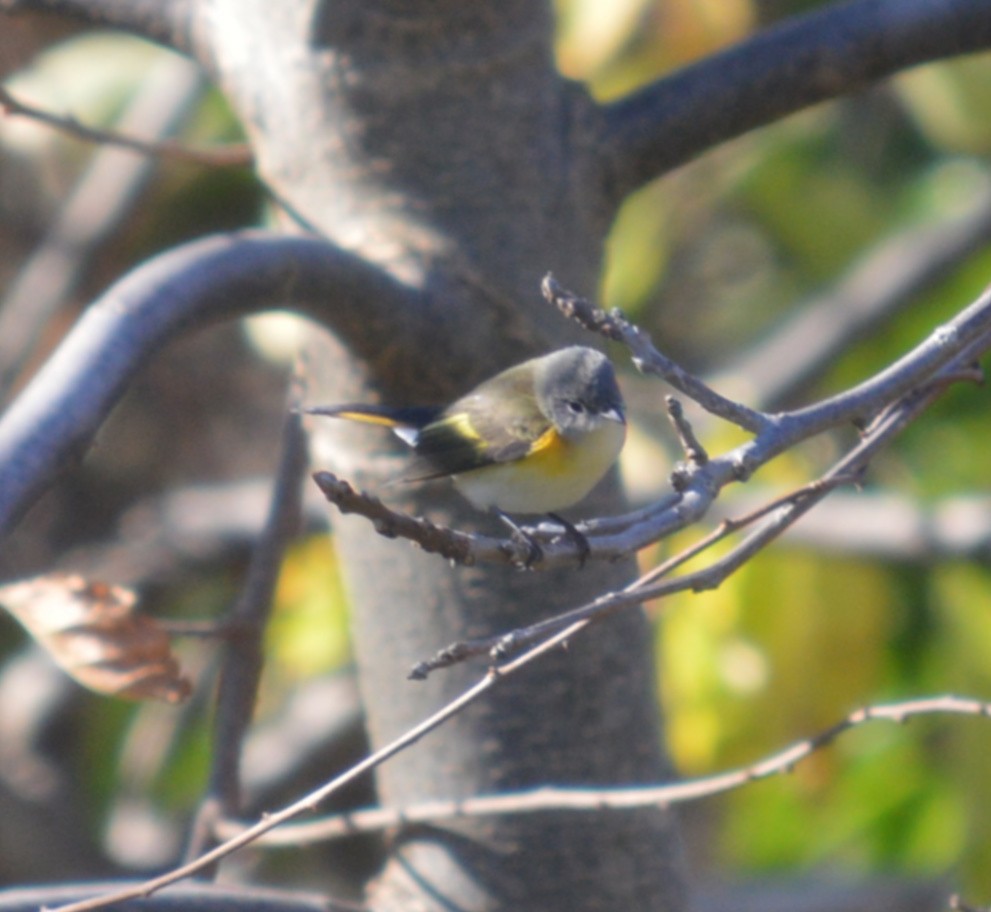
[495, 510, 543, 568]
[546, 512, 591, 568]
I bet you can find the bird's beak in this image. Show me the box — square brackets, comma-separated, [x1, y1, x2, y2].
[602, 407, 626, 424]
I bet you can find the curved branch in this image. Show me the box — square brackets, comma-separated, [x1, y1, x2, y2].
[596, 0, 991, 206]
[0, 882, 352, 912]
[0, 230, 421, 540]
[0, 0, 195, 55]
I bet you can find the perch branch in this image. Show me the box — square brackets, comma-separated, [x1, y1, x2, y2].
[411, 351, 983, 678]
[0, 231, 421, 540]
[312, 278, 991, 574]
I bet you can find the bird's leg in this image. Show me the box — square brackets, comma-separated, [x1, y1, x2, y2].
[546, 512, 591, 568]
[494, 509, 543, 568]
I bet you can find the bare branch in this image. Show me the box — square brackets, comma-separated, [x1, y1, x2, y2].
[0, 84, 251, 167]
[542, 274, 769, 433]
[309, 279, 991, 574]
[0, 231, 421, 541]
[412, 353, 982, 677]
[216, 694, 991, 846]
[664, 396, 708, 468]
[185, 390, 309, 863]
[43, 674, 500, 912]
[0, 0, 195, 56]
[310, 470, 590, 570]
[596, 0, 991, 206]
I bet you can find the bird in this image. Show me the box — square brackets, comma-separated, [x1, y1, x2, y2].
[304, 345, 626, 516]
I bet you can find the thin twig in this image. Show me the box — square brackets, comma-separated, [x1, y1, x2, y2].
[665, 395, 708, 467]
[311, 279, 991, 575]
[542, 274, 769, 433]
[44, 674, 499, 912]
[0, 57, 214, 398]
[311, 472, 479, 565]
[184, 385, 309, 864]
[0, 84, 251, 167]
[214, 694, 991, 846]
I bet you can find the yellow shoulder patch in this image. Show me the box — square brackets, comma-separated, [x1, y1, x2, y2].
[437, 411, 484, 442]
[527, 427, 565, 456]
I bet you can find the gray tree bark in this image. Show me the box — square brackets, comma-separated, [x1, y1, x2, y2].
[192, 3, 686, 910]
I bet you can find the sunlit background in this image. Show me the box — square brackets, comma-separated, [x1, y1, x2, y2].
[1, 0, 990, 898]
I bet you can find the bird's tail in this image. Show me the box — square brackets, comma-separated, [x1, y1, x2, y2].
[304, 403, 440, 434]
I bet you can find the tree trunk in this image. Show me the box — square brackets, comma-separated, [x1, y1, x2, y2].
[193, 2, 686, 910]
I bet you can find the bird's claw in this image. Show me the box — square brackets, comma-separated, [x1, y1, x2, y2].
[547, 512, 591, 567]
[496, 510, 544, 568]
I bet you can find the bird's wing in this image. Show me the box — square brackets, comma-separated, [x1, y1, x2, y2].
[403, 367, 550, 480]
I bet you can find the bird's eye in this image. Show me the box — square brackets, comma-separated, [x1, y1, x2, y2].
[566, 401, 586, 414]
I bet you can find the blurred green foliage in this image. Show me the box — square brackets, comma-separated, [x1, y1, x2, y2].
[265, 535, 352, 684]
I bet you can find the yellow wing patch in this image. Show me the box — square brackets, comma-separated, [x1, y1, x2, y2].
[435, 411, 484, 443]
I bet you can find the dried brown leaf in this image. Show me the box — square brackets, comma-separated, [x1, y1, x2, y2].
[0, 574, 192, 703]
